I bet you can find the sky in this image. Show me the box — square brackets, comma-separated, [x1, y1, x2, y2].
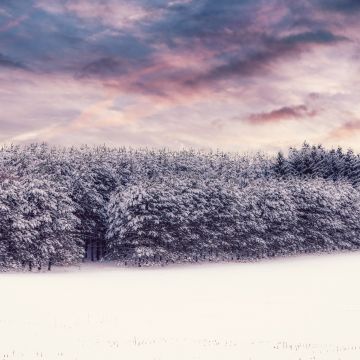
[0, 0, 359, 153]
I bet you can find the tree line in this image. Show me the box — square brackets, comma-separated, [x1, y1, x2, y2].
[0, 142, 360, 270]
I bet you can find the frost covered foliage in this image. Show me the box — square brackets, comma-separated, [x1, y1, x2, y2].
[106, 177, 360, 266]
[106, 178, 240, 264]
[0, 173, 83, 270]
[273, 143, 360, 185]
[1, 142, 360, 269]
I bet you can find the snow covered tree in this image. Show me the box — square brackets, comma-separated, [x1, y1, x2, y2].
[106, 180, 176, 265]
[273, 151, 292, 178]
[1, 142, 360, 269]
[106, 176, 229, 265]
[0, 174, 25, 269]
[290, 178, 360, 252]
[19, 176, 83, 270]
[0, 173, 83, 270]
[232, 179, 298, 258]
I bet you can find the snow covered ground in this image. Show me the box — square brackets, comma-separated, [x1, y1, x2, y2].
[1, 252, 360, 360]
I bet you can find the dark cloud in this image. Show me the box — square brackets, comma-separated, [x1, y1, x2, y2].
[317, 0, 360, 13]
[144, 0, 254, 47]
[247, 105, 318, 124]
[183, 30, 345, 88]
[283, 30, 347, 44]
[76, 57, 130, 79]
[0, 53, 27, 69]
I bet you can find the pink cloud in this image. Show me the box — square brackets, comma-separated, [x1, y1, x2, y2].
[328, 120, 360, 139]
[247, 105, 318, 124]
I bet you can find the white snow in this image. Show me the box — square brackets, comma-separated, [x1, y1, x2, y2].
[1, 252, 360, 359]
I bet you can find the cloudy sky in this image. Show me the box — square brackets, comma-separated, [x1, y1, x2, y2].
[0, 0, 359, 152]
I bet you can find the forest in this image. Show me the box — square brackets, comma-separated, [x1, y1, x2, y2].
[1, 142, 360, 270]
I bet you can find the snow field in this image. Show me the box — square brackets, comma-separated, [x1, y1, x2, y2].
[1, 252, 360, 359]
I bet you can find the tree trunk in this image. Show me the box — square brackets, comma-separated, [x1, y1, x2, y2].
[91, 241, 95, 262]
[96, 240, 101, 261]
[48, 261, 52, 271]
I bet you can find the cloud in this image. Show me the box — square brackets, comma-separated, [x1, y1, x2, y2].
[317, 0, 360, 13]
[0, 0, 360, 152]
[0, 0, 349, 96]
[35, 0, 156, 30]
[328, 120, 360, 139]
[76, 57, 131, 78]
[0, 53, 27, 69]
[283, 30, 347, 44]
[75, 27, 346, 100]
[247, 105, 318, 124]
[0, 14, 28, 32]
[182, 30, 345, 89]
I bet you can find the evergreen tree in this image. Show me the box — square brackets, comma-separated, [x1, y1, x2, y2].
[20, 176, 83, 270]
[273, 151, 291, 177]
